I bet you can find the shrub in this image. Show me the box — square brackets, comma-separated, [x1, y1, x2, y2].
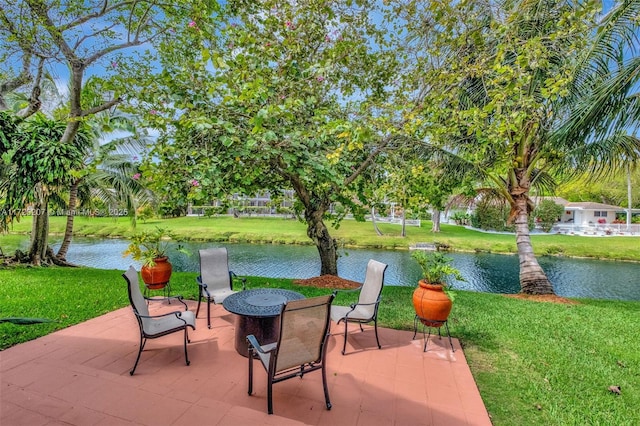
[534, 200, 564, 232]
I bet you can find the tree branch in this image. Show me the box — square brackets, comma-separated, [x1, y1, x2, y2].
[16, 56, 45, 118]
[81, 98, 122, 117]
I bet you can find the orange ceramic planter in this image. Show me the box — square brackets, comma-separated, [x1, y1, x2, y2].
[412, 280, 452, 327]
[140, 256, 172, 289]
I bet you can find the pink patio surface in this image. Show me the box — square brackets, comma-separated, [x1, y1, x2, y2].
[1, 300, 491, 425]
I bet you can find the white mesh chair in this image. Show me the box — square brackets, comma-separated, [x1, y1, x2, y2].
[330, 259, 388, 354]
[247, 294, 335, 415]
[196, 247, 246, 328]
[122, 266, 196, 375]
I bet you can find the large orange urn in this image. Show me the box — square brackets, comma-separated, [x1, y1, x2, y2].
[412, 280, 453, 327]
[140, 256, 172, 289]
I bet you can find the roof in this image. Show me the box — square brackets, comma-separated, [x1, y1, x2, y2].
[564, 202, 624, 210]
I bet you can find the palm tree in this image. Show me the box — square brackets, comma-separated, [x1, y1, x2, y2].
[55, 106, 153, 261]
[555, 0, 640, 228]
[0, 113, 88, 265]
[402, 0, 640, 295]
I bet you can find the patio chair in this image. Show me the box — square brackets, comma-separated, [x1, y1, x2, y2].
[122, 266, 196, 375]
[196, 247, 247, 328]
[247, 294, 335, 415]
[330, 259, 388, 355]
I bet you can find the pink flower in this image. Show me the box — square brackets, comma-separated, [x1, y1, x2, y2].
[132, 173, 141, 180]
[265, 42, 271, 47]
[132, 156, 138, 161]
[325, 35, 331, 42]
[149, 109, 158, 115]
[285, 21, 292, 27]
[111, 61, 118, 68]
[191, 179, 199, 186]
[188, 20, 197, 28]
[316, 76, 325, 82]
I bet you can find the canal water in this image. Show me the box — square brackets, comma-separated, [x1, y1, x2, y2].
[46, 237, 640, 301]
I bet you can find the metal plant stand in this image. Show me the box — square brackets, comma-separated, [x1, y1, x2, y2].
[413, 315, 455, 352]
[143, 282, 172, 303]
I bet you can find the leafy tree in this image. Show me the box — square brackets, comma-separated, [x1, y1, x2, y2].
[1, 113, 88, 265]
[396, 0, 640, 295]
[1, 1, 214, 264]
[126, 0, 397, 275]
[534, 200, 564, 232]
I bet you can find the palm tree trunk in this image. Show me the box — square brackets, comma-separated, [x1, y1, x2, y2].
[431, 208, 441, 232]
[627, 164, 632, 231]
[57, 179, 79, 260]
[29, 184, 49, 266]
[514, 196, 555, 295]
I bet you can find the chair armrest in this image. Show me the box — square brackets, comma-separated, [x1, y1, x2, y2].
[196, 276, 211, 297]
[349, 297, 382, 309]
[230, 271, 247, 290]
[332, 285, 363, 297]
[246, 334, 273, 354]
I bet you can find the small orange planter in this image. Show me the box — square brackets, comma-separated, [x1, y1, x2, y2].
[412, 280, 452, 327]
[140, 256, 172, 289]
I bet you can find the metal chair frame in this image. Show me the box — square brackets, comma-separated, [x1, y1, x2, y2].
[331, 260, 388, 355]
[196, 247, 246, 329]
[122, 266, 195, 375]
[247, 294, 335, 415]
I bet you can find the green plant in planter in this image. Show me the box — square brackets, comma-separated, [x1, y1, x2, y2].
[123, 227, 188, 266]
[411, 251, 465, 300]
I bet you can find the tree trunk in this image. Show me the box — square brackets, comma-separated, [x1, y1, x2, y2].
[513, 196, 555, 295]
[627, 164, 632, 231]
[400, 209, 406, 237]
[29, 184, 50, 266]
[431, 208, 441, 232]
[305, 208, 338, 276]
[371, 207, 383, 236]
[57, 179, 79, 260]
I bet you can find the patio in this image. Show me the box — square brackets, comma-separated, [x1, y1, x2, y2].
[1, 300, 491, 425]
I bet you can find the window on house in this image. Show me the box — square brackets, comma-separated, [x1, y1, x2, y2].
[594, 211, 608, 217]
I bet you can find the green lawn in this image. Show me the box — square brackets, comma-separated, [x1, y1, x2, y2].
[3, 215, 640, 261]
[1, 267, 639, 425]
[2, 216, 640, 424]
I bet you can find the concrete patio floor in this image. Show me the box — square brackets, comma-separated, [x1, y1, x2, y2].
[1, 300, 491, 425]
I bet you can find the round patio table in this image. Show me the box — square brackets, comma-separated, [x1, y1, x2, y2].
[222, 288, 305, 357]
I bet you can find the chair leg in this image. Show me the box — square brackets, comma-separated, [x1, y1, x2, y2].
[342, 318, 348, 355]
[248, 346, 254, 395]
[196, 293, 202, 318]
[267, 374, 274, 414]
[130, 336, 147, 376]
[183, 328, 191, 366]
[322, 363, 332, 410]
[207, 297, 212, 329]
[374, 318, 381, 349]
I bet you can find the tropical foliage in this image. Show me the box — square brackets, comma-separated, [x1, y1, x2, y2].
[393, 0, 640, 294]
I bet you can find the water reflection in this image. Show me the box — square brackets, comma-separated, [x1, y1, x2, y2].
[51, 237, 640, 301]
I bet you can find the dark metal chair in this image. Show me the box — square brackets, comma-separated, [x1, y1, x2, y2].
[196, 247, 246, 328]
[330, 259, 388, 354]
[122, 266, 196, 375]
[247, 294, 335, 415]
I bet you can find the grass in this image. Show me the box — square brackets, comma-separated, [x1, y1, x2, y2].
[3, 215, 640, 261]
[1, 267, 639, 425]
[2, 216, 640, 424]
